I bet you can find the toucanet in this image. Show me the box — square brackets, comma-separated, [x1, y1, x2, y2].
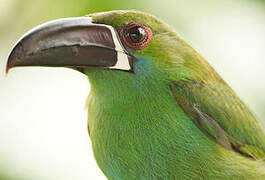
[6, 10, 265, 179]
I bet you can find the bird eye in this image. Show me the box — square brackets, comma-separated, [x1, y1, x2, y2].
[119, 22, 152, 50]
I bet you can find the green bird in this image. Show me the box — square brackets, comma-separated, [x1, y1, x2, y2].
[6, 10, 265, 179]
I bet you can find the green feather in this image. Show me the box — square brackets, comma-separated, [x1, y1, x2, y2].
[170, 79, 265, 160]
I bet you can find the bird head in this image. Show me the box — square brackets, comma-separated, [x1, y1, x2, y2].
[6, 10, 210, 92]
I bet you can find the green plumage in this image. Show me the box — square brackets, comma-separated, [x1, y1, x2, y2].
[7, 9, 265, 179]
[85, 10, 265, 179]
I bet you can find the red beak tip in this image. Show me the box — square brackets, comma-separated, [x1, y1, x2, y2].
[5, 67, 10, 75]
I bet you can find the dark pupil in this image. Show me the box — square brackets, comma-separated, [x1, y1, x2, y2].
[127, 26, 146, 43]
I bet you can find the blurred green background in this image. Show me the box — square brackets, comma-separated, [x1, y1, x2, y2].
[0, 0, 265, 179]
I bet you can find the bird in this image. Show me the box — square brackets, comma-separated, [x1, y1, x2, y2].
[6, 10, 265, 179]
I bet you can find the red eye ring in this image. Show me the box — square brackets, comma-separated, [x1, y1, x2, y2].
[119, 22, 152, 50]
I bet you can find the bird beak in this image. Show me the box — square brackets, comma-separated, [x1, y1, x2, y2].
[6, 17, 134, 74]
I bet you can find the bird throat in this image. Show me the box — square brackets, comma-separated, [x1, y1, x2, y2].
[84, 69, 211, 179]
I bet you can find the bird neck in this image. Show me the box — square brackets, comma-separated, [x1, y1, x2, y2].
[84, 69, 265, 179]
[85, 68, 200, 141]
